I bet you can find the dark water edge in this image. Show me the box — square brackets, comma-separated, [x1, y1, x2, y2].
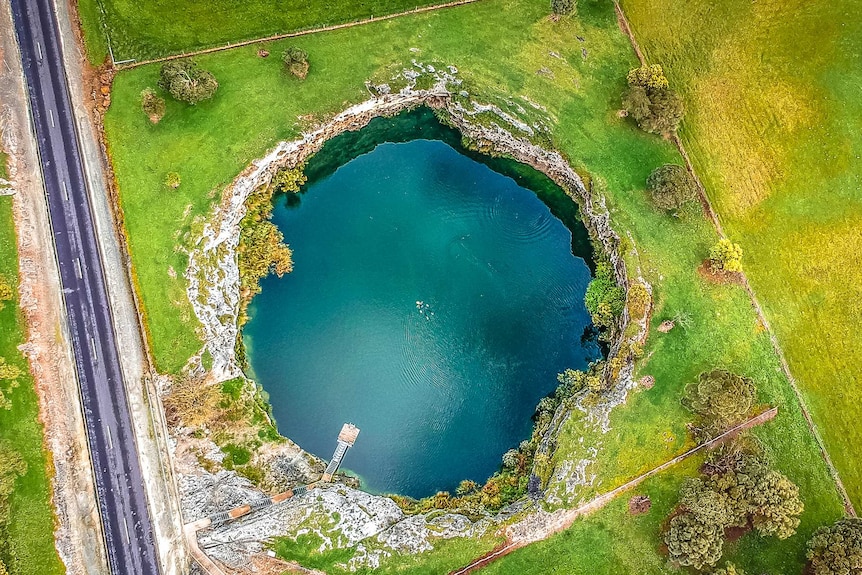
[291, 107, 596, 271]
[245, 108, 601, 497]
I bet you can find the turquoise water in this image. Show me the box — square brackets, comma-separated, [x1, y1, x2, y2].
[244, 111, 600, 498]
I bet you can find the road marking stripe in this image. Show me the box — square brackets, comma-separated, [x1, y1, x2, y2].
[90, 336, 98, 360]
[61, 180, 69, 200]
[106, 426, 113, 450]
[122, 516, 131, 544]
[36, 41, 42, 61]
[48, 109, 54, 127]
[74, 257, 83, 278]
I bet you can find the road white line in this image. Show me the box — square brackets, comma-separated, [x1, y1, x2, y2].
[122, 516, 131, 544]
[106, 426, 113, 450]
[74, 257, 83, 279]
[61, 180, 69, 201]
[36, 41, 43, 61]
[90, 336, 98, 361]
[48, 109, 54, 127]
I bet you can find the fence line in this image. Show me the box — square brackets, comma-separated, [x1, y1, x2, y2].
[449, 407, 778, 575]
[112, 0, 483, 69]
[613, 0, 855, 517]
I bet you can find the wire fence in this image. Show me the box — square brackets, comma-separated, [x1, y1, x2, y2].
[103, 0, 483, 69]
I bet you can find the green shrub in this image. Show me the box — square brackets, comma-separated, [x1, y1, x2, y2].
[283, 46, 309, 79]
[502, 449, 520, 469]
[646, 164, 698, 210]
[556, 368, 587, 397]
[626, 281, 651, 319]
[237, 184, 295, 324]
[709, 239, 743, 273]
[584, 262, 625, 329]
[140, 88, 165, 123]
[0, 275, 13, 310]
[806, 518, 862, 575]
[222, 444, 252, 467]
[626, 64, 669, 90]
[158, 59, 218, 104]
[683, 370, 757, 437]
[0, 357, 21, 410]
[271, 166, 307, 194]
[550, 0, 576, 16]
[164, 171, 181, 189]
[622, 65, 684, 135]
[665, 512, 724, 569]
[665, 451, 803, 569]
[456, 480, 479, 496]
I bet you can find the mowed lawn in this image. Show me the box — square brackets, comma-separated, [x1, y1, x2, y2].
[0, 197, 65, 575]
[99, 0, 844, 571]
[76, 0, 465, 63]
[620, 0, 862, 508]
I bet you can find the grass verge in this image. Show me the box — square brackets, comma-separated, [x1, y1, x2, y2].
[0, 197, 65, 575]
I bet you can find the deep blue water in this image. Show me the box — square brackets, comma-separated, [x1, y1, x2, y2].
[244, 119, 599, 498]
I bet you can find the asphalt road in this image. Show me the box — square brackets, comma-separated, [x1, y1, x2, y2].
[9, 0, 162, 573]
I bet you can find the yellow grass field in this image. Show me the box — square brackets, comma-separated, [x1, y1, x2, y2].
[620, 0, 862, 506]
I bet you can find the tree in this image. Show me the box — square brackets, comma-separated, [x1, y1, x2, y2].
[270, 166, 307, 194]
[502, 449, 520, 469]
[680, 478, 735, 527]
[709, 239, 743, 273]
[637, 88, 684, 134]
[140, 88, 165, 123]
[165, 172, 181, 189]
[162, 373, 222, 428]
[665, 512, 725, 569]
[747, 468, 803, 538]
[622, 64, 684, 135]
[158, 59, 218, 104]
[556, 368, 586, 397]
[237, 184, 294, 323]
[646, 164, 698, 210]
[0, 275, 13, 311]
[584, 262, 625, 329]
[456, 479, 479, 495]
[683, 370, 757, 436]
[551, 0, 576, 16]
[282, 47, 309, 79]
[627, 64, 668, 90]
[807, 518, 862, 575]
[708, 454, 803, 539]
[666, 452, 803, 570]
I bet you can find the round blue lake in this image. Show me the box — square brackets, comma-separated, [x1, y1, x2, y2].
[244, 111, 600, 498]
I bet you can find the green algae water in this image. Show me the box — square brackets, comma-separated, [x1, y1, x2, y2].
[244, 110, 600, 498]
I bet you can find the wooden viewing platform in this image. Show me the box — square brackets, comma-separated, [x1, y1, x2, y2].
[324, 423, 360, 481]
[338, 423, 360, 446]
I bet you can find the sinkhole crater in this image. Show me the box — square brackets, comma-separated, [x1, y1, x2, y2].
[243, 109, 601, 498]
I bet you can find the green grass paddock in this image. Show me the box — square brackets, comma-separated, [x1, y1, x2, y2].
[0, 198, 65, 575]
[98, 0, 846, 571]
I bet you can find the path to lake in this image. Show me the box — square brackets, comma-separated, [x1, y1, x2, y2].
[244, 121, 600, 498]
